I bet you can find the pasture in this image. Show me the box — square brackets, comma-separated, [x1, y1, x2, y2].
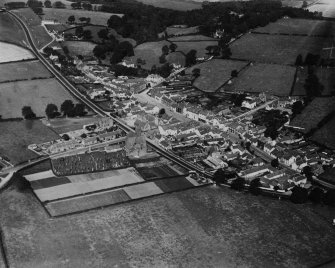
[0, 78, 77, 119]
[42, 8, 123, 26]
[62, 40, 96, 56]
[311, 115, 335, 149]
[253, 18, 335, 37]
[223, 63, 296, 96]
[230, 33, 333, 65]
[289, 97, 335, 133]
[0, 42, 34, 63]
[174, 40, 218, 58]
[168, 34, 216, 42]
[165, 26, 199, 37]
[0, 60, 52, 83]
[1, 184, 335, 267]
[0, 120, 59, 165]
[0, 12, 27, 47]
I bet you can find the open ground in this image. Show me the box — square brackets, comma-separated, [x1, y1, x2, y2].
[0, 120, 59, 165]
[222, 63, 296, 96]
[186, 59, 249, 92]
[0, 60, 52, 83]
[0, 42, 34, 63]
[0, 184, 335, 267]
[0, 78, 77, 119]
[0, 12, 27, 47]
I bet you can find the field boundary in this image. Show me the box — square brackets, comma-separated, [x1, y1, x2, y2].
[289, 66, 299, 96]
[0, 227, 9, 268]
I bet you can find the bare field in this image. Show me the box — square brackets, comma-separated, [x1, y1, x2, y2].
[0, 12, 27, 47]
[0, 78, 77, 119]
[0, 60, 52, 83]
[0, 121, 59, 164]
[62, 41, 96, 57]
[186, 59, 249, 92]
[230, 33, 333, 65]
[223, 63, 296, 96]
[1, 185, 335, 267]
[0, 42, 34, 63]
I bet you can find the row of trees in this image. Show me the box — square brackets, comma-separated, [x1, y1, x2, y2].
[45, 100, 86, 118]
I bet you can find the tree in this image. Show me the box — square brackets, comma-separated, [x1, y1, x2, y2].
[159, 55, 166, 64]
[60, 100, 74, 116]
[75, 26, 84, 37]
[290, 186, 308, 204]
[295, 54, 303, 66]
[192, 68, 201, 78]
[13, 172, 30, 192]
[45, 103, 58, 119]
[292, 101, 304, 115]
[231, 177, 245, 191]
[169, 43, 177, 52]
[264, 126, 279, 140]
[249, 178, 262, 195]
[22, 106, 36, 119]
[62, 134, 70, 140]
[44, 0, 51, 8]
[82, 2, 92, 10]
[107, 15, 122, 29]
[73, 103, 86, 116]
[32, 7, 43, 14]
[309, 187, 324, 204]
[304, 71, 324, 98]
[158, 108, 165, 117]
[185, 49, 197, 67]
[302, 0, 308, 8]
[231, 69, 238, 77]
[323, 189, 335, 206]
[98, 28, 109, 41]
[82, 30, 92, 40]
[53, 1, 65, 8]
[221, 45, 232, 59]
[162, 45, 169, 55]
[62, 46, 69, 55]
[68, 15, 75, 24]
[213, 168, 227, 184]
[302, 165, 313, 181]
[271, 158, 279, 168]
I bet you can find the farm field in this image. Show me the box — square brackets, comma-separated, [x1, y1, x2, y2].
[0, 60, 52, 83]
[0, 12, 27, 47]
[223, 63, 296, 96]
[253, 18, 335, 36]
[289, 97, 335, 133]
[136, 0, 201, 10]
[165, 26, 199, 37]
[1, 185, 335, 267]
[293, 67, 335, 96]
[186, 59, 249, 92]
[62, 41, 96, 57]
[45, 23, 70, 33]
[230, 33, 332, 65]
[0, 121, 59, 165]
[12, 8, 52, 49]
[168, 34, 216, 42]
[0, 78, 77, 119]
[174, 40, 218, 58]
[311, 114, 335, 149]
[0, 42, 34, 63]
[42, 8, 123, 26]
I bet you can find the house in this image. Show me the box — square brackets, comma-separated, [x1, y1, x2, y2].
[280, 153, 297, 167]
[146, 74, 164, 86]
[160, 139, 172, 150]
[242, 100, 257, 109]
[252, 157, 265, 167]
[224, 152, 239, 161]
[289, 174, 307, 185]
[231, 145, 245, 155]
[264, 144, 275, 154]
[238, 165, 274, 180]
[263, 170, 286, 180]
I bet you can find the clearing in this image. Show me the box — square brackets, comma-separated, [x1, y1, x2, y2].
[0, 78, 77, 119]
[230, 33, 333, 65]
[0, 120, 59, 165]
[0, 60, 52, 83]
[289, 97, 335, 133]
[223, 63, 296, 96]
[186, 59, 249, 92]
[0, 185, 335, 267]
[0, 42, 34, 63]
[0, 12, 27, 47]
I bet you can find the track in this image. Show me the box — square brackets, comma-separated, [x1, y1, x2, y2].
[7, 10, 213, 178]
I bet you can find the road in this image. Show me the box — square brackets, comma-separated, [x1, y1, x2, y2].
[4, 10, 213, 181]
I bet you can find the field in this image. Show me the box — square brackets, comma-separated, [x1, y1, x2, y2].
[289, 97, 335, 133]
[1, 184, 335, 267]
[0, 42, 34, 63]
[174, 40, 218, 58]
[253, 18, 335, 36]
[0, 121, 59, 165]
[223, 63, 296, 96]
[0, 78, 77, 119]
[168, 34, 216, 42]
[43, 116, 101, 133]
[136, 0, 201, 10]
[0, 60, 52, 83]
[0, 12, 27, 47]
[12, 8, 52, 49]
[186, 59, 249, 92]
[293, 67, 335, 96]
[45, 23, 70, 33]
[62, 41, 96, 57]
[311, 115, 335, 149]
[42, 8, 123, 26]
[230, 33, 333, 65]
[165, 26, 199, 37]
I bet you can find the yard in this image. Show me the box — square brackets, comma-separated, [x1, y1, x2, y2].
[0, 42, 34, 63]
[230, 33, 333, 65]
[0, 185, 335, 267]
[0, 78, 77, 119]
[0, 12, 27, 47]
[0, 60, 52, 83]
[311, 115, 335, 149]
[186, 59, 249, 92]
[42, 8, 123, 26]
[289, 97, 335, 133]
[0, 120, 59, 165]
[253, 18, 335, 37]
[223, 63, 296, 96]
[62, 40, 96, 57]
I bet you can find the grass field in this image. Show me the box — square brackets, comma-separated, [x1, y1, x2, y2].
[253, 18, 335, 36]
[136, 0, 201, 10]
[165, 26, 199, 37]
[174, 40, 218, 58]
[62, 40, 96, 57]
[223, 63, 296, 96]
[311, 114, 335, 149]
[0, 42, 34, 63]
[12, 8, 52, 49]
[0, 60, 52, 83]
[0, 12, 27, 47]
[0, 78, 77, 119]
[168, 34, 216, 42]
[186, 59, 249, 92]
[230, 33, 333, 65]
[42, 8, 123, 26]
[293, 67, 335, 96]
[0, 121, 59, 164]
[290, 97, 335, 133]
[1, 185, 335, 267]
